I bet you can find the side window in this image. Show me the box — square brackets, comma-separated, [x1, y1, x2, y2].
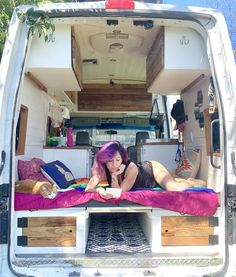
[16, 105, 28, 155]
[203, 108, 220, 156]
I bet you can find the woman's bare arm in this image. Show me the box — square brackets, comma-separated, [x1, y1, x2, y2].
[113, 162, 138, 192]
[85, 175, 100, 192]
[85, 173, 113, 199]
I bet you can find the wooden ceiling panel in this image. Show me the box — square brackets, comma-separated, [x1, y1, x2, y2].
[77, 85, 152, 112]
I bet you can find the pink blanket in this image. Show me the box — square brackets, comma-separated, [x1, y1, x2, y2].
[14, 189, 218, 216]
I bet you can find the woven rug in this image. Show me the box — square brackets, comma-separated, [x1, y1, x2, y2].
[86, 213, 151, 254]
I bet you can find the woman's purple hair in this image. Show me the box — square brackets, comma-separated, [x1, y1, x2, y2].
[92, 141, 128, 177]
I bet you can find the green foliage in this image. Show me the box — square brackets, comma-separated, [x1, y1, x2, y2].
[0, 0, 13, 60]
[16, 7, 55, 42]
[0, 0, 69, 61]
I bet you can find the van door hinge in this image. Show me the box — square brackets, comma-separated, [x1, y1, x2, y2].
[227, 184, 236, 244]
[0, 183, 9, 244]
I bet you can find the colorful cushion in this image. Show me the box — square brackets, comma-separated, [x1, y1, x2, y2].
[69, 178, 109, 190]
[18, 158, 48, 182]
[40, 160, 76, 188]
[74, 178, 108, 187]
[175, 149, 201, 179]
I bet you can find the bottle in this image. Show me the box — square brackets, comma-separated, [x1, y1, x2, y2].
[67, 127, 73, 147]
[58, 128, 63, 147]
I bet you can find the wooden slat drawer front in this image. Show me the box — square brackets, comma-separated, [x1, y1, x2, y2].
[25, 216, 76, 227]
[23, 235, 76, 247]
[17, 216, 76, 247]
[146, 26, 164, 87]
[161, 216, 218, 246]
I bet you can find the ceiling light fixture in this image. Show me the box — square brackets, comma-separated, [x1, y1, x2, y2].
[109, 42, 124, 53]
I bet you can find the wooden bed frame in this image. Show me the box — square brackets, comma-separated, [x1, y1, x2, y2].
[14, 206, 220, 256]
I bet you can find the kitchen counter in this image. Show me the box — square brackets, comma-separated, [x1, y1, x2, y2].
[137, 139, 179, 146]
[43, 146, 92, 150]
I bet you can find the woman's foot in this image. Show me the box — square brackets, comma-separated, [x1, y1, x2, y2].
[186, 178, 207, 187]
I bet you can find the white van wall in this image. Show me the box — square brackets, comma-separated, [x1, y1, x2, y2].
[15, 77, 50, 178]
[181, 76, 221, 191]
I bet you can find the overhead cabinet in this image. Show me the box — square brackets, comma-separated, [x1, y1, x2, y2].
[26, 25, 82, 92]
[147, 27, 210, 94]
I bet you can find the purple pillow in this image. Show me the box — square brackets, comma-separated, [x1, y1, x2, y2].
[18, 158, 49, 182]
[31, 158, 45, 171]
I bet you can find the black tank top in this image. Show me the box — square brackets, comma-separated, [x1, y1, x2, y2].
[105, 160, 159, 190]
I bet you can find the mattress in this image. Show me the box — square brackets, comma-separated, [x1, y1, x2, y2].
[14, 187, 218, 216]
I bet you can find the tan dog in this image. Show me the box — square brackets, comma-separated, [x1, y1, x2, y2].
[15, 179, 57, 199]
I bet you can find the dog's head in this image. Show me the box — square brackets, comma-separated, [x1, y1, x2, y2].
[39, 183, 58, 199]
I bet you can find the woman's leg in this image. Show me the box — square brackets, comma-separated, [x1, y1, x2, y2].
[150, 161, 206, 191]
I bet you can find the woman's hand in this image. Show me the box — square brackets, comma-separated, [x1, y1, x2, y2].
[96, 187, 113, 199]
[110, 164, 125, 188]
[112, 164, 126, 176]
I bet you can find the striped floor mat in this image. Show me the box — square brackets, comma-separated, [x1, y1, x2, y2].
[86, 213, 151, 254]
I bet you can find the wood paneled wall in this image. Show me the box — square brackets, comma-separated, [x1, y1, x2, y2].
[146, 27, 164, 88]
[77, 84, 152, 112]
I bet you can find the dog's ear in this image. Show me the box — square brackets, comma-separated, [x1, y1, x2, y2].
[39, 182, 57, 199]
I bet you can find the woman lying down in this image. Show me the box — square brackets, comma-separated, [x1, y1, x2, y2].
[85, 141, 206, 199]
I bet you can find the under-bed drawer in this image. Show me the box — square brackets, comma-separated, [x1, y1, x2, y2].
[17, 216, 76, 247]
[161, 216, 219, 246]
[14, 208, 88, 254]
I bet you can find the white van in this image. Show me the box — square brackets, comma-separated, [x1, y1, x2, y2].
[0, 1, 236, 276]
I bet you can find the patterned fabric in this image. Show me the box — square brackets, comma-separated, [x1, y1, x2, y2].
[40, 160, 76, 188]
[175, 149, 201, 179]
[31, 158, 45, 171]
[18, 158, 48, 182]
[86, 214, 151, 253]
[15, 188, 219, 216]
[69, 178, 109, 190]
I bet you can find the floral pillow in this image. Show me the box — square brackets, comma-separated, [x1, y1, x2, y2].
[31, 158, 45, 171]
[18, 158, 48, 182]
[175, 149, 201, 179]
